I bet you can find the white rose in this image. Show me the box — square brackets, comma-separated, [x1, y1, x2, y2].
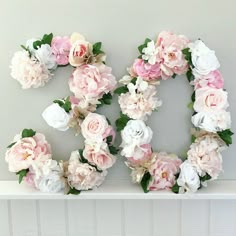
[35, 44, 57, 70]
[25, 38, 38, 54]
[42, 103, 70, 131]
[189, 40, 220, 75]
[177, 161, 200, 193]
[121, 120, 153, 157]
[194, 87, 228, 113]
[192, 110, 231, 133]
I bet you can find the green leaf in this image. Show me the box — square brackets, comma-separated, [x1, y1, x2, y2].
[53, 99, 64, 107]
[186, 69, 194, 82]
[16, 169, 29, 184]
[187, 101, 194, 109]
[67, 187, 81, 195]
[138, 38, 152, 54]
[97, 93, 113, 107]
[62, 97, 71, 112]
[191, 135, 196, 143]
[22, 129, 36, 138]
[106, 135, 113, 144]
[115, 112, 131, 131]
[42, 33, 53, 45]
[140, 172, 151, 193]
[191, 91, 196, 103]
[7, 142, 16, 148]
[182, 48, 193, 66]
[33, 40, 43, 49]
[217, 129, 234, 146]
[92, 42, 103, 55]
[108, 145, 119, 155]
[172, 74, 177, 79]
[171, 182, 180, 194]
[114, 86, 129, 95]
[200, 173, 211, 182]
[130, 77, 137, 84]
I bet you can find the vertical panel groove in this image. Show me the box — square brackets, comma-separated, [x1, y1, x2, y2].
[7, 200, 13, 236]
[180, 200, 183, 236]
[94, 201, 98, 236]
[36, 200, 42, 236]
[121, 200, 126, 236]
[151, 200, 154, 236]
[208, 200, 211, 236]
[64, 200, 69, 236]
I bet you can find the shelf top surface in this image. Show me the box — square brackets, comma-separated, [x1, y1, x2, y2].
[0, 180, 236, 200]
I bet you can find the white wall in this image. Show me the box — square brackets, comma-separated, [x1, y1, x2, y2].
[1, 0, 236, 235]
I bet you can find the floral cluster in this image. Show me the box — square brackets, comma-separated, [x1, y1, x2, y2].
[115, 31, 233, 194]
[7, 32, 118, 194]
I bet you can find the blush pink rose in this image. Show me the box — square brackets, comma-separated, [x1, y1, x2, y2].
[148, 152, 182, 190]
[194, 87, 229, 113]
[69, 64, 116, 105]
[83, 143, 116, 170]
[5, 133, 52, 173]
[132, 59, 161, 81]
[81, 113, 109, 142]
[51, 36, 71, 65]
[69, 39, 91, 67]
[128, 144, 152, 164]
[192, 70, 224, 90]
[156, 31, 189, 79]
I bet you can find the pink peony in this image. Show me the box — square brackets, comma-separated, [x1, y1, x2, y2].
[156, 31, 189, 79]
[194, 87, 228, 113]
[69, 63, 116, 106]
[192, 70, 224, 90]
[51, 36, 71, 65]
[67, 151, 107, 190]
[81, 113, 109, 142]
[5, 133, 52, 173]
[132, 59, 161, 81]
[10, 51, 51, 89]
[83, 142, 116, 170]
[148, 152, 182, 190]
[188, 135, 223, 179]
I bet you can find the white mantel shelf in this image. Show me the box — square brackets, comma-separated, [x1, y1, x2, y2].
[0, 180, 236, 200]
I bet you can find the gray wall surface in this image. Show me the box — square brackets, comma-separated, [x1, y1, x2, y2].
[0, 0, 235, 180]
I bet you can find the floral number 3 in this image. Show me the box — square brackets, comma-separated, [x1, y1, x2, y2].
[115, 31, 233, 194]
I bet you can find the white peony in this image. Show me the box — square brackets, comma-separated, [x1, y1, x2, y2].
[189, 40, 220, 75]
[42, 103, 71, 131]
[121, 120, 153, 157]
[35, 44, 57, 70]
[142, 41, 159, 65]
[192, 110, 231, 133]
[10, 51, 52, 89]
[177, 161, 200, 193]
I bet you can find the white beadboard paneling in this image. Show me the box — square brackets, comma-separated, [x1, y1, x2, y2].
[0, 200, 11, 236]
[38, 200, 67, 236]
[96, 200, 123, 236]
[124, 200, 153, 236]
[210, 200, 236, 236]
[67, 200, 96, 236]
[182, 200, 209, 236]
[10, 200, 38, 236]
[153, 200, 181, 236]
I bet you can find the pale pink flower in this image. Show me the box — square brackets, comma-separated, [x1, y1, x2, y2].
[5, 133, 52, 172]
[81, 113, 109, 142]
[148, 152, 182, 190]
[83, 142, 116, 170]
[194, 87, 229, 113]
[127, 144, 152, 164]
[131, 59, 161, 81]
[51, 36, 71, 65]
[10, 51, 51, 89]
[192, 70, 224, 90]
[102, 126, 116, 144]
[25, 171, 36, 188]
[156, 31, 189, 79]
[188, 135, 223, 179]
[69, 64, 116, 106]
[67, 151, 107, 190]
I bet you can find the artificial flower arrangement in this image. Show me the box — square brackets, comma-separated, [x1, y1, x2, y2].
[115, 31, 233, 194]
[6, 32, 118, 194]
